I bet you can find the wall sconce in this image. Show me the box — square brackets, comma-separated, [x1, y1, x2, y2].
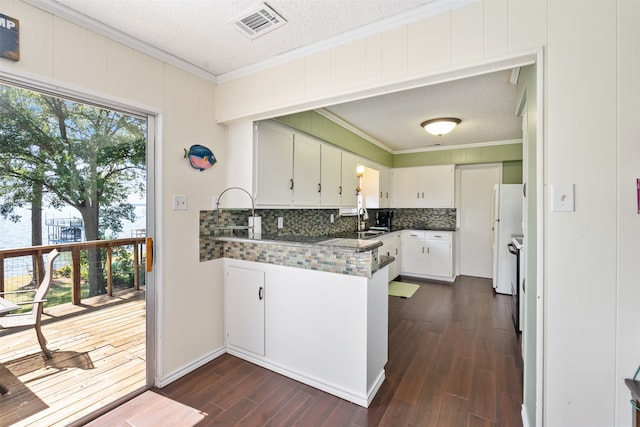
[356, 164, 365, 177]
[420, 118, 461, 136]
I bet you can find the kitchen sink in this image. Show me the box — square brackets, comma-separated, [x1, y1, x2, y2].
[356, 230, 385, 238]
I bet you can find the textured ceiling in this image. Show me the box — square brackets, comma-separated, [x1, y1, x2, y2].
[51, 0, 438, 76]
[40, 0, 522, 150]
[324, 70, 521, 151]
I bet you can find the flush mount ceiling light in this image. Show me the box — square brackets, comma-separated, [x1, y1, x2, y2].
[420, 118, 461, 136]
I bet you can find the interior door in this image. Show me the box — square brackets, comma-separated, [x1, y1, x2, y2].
[459, 164, 501, 278]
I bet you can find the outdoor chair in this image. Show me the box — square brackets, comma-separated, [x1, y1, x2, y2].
[0, 249, 60, 359]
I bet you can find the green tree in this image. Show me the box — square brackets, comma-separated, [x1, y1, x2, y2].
[0, 84, 146, 295]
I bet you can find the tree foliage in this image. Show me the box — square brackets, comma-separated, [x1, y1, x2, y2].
[0, 83, 146, 294]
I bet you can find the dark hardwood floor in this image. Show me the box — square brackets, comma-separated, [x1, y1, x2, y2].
[155, 275, 523, 427]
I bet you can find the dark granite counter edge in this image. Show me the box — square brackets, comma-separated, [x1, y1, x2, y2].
[213, 235, 383, 252]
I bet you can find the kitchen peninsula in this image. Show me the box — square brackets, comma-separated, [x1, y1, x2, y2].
[201, 231, 392, 407]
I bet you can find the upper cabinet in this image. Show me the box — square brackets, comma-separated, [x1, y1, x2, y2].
[255, 122, 294, 206]
[320, 144, 342, 207]
[255, 121, 359, 208]
[392, 165, 455, 208]
[292, 133, 321, 206]
[340, 151, 359, 208]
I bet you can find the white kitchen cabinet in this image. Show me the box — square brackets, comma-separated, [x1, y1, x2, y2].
[255, 122, 294, 206]
[378, 232, 401, 281]
[341, 151, 359, 207]
[223, 258, 388, 408]
[225, 265, 265, 356]
[400, 230, 454, 281]
[292, 133, 321, 206]
[379, 166, 392, 208]
[401, 230, 429, 275]
[320, 144, 342, 207]
[255, 121, 360, 208]
[425, 231, 453, 277]
[391, 165, 455, 208]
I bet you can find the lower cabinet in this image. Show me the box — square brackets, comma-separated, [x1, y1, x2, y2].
[401, 230, 454, 281]
[223, 258, 388, 407]
[378, 232, 400, 282]
[225, 265, 265, 356]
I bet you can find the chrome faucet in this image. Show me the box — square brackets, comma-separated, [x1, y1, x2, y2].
[215, 187, 256, 236]
[357, 207, 369, 232]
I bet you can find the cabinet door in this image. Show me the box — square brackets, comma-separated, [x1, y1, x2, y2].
[426, 239, 452, 277]
[401, 231, 428, 275]
[381, 236, 399, 281]
[391, 167, 420, 208]
[340, 151, 359, 207]
[226, 266, 265, 356]
[255, 123, 293, 206]
[421, 164, 455, 208]
[292, 133, 321, 206]
[379, 166, 392, 208]
[320, 144, 342, 207]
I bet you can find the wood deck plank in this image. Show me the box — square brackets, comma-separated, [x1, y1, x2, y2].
[0, 290, 145, 427]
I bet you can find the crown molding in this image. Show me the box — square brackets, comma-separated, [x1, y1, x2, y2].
[22, 0, 218, 83]
[393, 139, 523, 154]
[314, 108, 393, 153]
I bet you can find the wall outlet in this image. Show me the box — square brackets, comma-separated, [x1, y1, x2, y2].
[173, 194, 188, 210]
[330, 214, 334, 223]
[277, 217, 284, 229]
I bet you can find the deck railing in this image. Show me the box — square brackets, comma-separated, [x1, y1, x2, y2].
[0, 238, 146, 305]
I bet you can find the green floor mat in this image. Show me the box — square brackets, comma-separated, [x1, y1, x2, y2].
[388, 281, 420, 298]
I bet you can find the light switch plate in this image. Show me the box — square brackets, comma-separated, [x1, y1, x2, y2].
[551, 184, 574, 212]
[173, 194, 188, 210]
[277, 217, 284, 229]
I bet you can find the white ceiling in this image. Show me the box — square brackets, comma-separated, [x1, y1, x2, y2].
[39, 0, 522, 151]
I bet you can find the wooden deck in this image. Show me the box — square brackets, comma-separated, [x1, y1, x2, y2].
[0, 289, 146, 427]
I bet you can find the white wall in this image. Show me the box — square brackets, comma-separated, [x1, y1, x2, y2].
[215, 1, 639, 426]
[0, 0, 228, 384]
[617, 1, 640, 424]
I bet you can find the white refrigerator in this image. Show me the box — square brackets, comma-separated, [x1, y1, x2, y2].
[491, 184, 523, 295]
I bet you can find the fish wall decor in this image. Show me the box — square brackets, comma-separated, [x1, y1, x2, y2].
[184, 144, 216, 171]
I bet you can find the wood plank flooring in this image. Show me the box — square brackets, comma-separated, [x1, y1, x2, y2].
[151, 275, 523, 427]
[0, 289, 146, 427]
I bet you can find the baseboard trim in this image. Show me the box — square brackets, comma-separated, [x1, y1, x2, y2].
[156, 347, 226, 388]
[226, 347, 380, 407]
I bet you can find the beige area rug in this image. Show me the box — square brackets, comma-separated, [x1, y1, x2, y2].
[86, 390, 205, 426]
[388, 281, 420, 298]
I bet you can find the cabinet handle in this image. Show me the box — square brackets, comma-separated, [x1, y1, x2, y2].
[434, 235, 442, 238]
[427, 247, 430, 254]
[386, 192, 389, 199]
[339, 186, 342, 195]
[422, 247, 425, 254]
[258, 286, 264, 300]
[422, 192, 425, 198]
[380, 191, 382, 198]
[318, 183, 321, 193]
[395, 248, 398, 255]
[290, 179, 294, 190]
[417, 192, 420, 199]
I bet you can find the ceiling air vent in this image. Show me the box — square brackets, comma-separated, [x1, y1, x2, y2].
[232, 3, 287, 40]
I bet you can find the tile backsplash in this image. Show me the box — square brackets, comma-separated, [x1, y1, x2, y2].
[200, 207, 456, 239]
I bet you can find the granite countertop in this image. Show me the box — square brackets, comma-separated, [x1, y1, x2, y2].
[214, 232, 383, 252]
[213, 225, 455, 253]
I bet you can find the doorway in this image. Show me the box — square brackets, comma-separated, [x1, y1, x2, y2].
[0, 78, 154, 425]
[458, 163, 501, 278]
